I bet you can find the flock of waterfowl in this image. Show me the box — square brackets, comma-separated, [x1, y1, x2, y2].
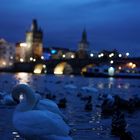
[0, 77, 140, 140]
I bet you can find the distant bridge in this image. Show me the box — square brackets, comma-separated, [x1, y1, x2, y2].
[13, 57, 140, 75]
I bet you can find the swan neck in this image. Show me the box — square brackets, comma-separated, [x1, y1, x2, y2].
[12, 84, 37, 111]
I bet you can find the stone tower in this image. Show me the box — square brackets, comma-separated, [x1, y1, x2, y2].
[77, 29, 89, 58]
[26, 19, 43, 61]
[78, 29, 89, 51]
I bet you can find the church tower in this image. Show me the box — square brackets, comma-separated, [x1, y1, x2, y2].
[26, 19, 43, 61]
[78, 29, 89, 51]
[77, 29, 89, 58]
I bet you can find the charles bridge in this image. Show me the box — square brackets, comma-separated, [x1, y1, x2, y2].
[11, 57, 140, 75]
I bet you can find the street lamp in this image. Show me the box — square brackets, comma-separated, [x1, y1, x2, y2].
[118, 54, 122, 58]
[126, 52, 130, 57]
[90, 53, 94, 57]
[62, 54, 66, 58]
[110, 60, 114, 64]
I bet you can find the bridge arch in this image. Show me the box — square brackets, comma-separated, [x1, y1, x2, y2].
[54, 62, 73, 75]
[33, 64, 47, 74]
[81, 64, 96, 74]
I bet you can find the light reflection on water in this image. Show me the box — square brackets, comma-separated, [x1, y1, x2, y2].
[14, 72, 32, 84]
[0, 73, 140, 140]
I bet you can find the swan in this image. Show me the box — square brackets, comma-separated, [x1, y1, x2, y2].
[64, 84, 77, 90]
[12, 84, 72, 140]
[81, 86, 98, 92]
[64, 84, 77, 94]
[12, 84, 65, 119]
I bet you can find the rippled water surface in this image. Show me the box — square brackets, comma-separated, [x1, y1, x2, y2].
[0, 73, 140, 140]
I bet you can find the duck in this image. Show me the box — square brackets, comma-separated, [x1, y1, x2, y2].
[12, 84, 72, 140]
[84, 97, 93, 111]
[12, 84, 65, 119]
[58, 98, 67, 108]
[85, 101, 92, 111]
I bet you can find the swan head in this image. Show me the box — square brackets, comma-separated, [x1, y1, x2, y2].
[12, 84, 38, 111]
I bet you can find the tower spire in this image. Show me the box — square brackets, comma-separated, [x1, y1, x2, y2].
[81, 28, 87, 42]
[31, 19, 38, 31]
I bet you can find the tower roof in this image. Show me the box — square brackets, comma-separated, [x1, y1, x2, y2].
[80, 28, 88, 43]
[30, 19, 38, 32]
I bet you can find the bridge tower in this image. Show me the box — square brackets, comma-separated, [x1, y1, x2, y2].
[77, 29, 89, 59]
[26, 19, 43, 61]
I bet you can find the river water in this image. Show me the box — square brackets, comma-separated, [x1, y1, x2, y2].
[0, 73, 140, 140]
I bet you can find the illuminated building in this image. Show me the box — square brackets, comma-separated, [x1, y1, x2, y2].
[15, 42, 27, 62]
[43, 47, 75, 59]
[0, 39, 15, 67]
[26, 19, 43, 61]
[76, 29, 89, 59]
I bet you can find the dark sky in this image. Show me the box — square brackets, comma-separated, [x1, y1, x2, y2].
[0, 0, 140, 56]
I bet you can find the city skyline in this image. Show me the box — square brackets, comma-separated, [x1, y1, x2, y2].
[0, 0, 140, 56]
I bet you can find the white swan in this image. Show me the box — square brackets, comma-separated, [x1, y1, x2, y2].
[12, 84, 65, 118]
[64, 84, 77, 94]
[12, 84, 71, 140]
[80, 86, 98, 93]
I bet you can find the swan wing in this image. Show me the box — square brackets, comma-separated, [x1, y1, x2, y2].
[36, 100, 64, 117]
[13, 110, 70, 137]
[38, 99, 58, 108]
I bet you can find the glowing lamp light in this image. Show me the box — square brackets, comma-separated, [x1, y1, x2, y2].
[90, 53, 94, 57]
[126, 52, 130, 57]
[33, 59, 36, 62]
[110, 60, 114, 64]
[30, 57, 33, 61]
[62, 54, 66, 58]
[71, 55, 75, 59]
[54, 71, 63, 75]
[41, 56, 44, 60]
[20, 58, 24, 62]
[34, 68, 42, 74]
[128, 62, 133, 67]
[54, 63, 65, 75]
[51, 49, 57, 54]
[100, 53, 104, 57]
[20, 43, 27, 47]
[118, 66, 122, 70]
[119, 54, 122, 58]
[43, 65, 46, 68]
[10, 56, 13, 59]
[109, 53, 114, 58]
[132, 64, 136, 69]
[2, 61, 7, 66]
[108, 67, 115, 76]
[12, 132, 18, 135]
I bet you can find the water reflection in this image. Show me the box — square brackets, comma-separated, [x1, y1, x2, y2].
[14, 73, 32, 84]
[108, 78, 114, 89]
[0, 74, 140, 140]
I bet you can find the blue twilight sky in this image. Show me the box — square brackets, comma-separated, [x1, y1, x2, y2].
[0, 0, 140, 56]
